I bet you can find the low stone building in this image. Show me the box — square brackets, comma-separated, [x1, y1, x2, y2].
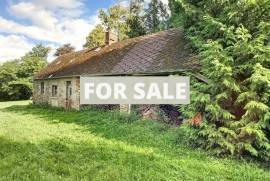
[33, 29, 200, 111]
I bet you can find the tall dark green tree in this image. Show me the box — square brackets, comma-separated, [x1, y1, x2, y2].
[173, 0, 270, 161]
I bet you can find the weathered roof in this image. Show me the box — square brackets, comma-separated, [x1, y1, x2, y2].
[35, 28, 200, 80]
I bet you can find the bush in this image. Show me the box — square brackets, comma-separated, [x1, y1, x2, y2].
[171, 0, 270, 161]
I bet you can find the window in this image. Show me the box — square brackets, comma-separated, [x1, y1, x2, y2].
[41, 82, 44, 94]
[52, 85, 58, 97]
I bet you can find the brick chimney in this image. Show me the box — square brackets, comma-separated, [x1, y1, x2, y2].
[105, 31, 118, 45]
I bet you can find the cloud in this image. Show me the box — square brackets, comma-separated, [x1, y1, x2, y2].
[9, 2, 58, 29]
[31, 0, 83, 9]
[0, 0, 100, 63]
[0, 17, 60, 42]
[0, 35, 33, 62]
[46, 43, 57, 62]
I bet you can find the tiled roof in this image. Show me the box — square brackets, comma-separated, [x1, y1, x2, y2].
[35, 28, 200, 79]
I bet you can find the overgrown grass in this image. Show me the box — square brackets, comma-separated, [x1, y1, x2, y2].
[0, 101, 269, 180]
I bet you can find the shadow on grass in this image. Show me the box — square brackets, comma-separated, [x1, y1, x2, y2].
[2, 104, 192, 157]
[2, 104, 270, 179]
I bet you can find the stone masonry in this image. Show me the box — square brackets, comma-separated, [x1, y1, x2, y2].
[33, 77, 80, 110]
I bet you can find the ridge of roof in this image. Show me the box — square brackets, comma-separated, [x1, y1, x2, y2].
[35, 28, 200, 79]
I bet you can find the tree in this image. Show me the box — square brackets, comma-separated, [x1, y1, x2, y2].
[54, 43, 75, 56]
[0, 60, 20, 100]
[173, 0, 270, 161]
[18, 44, 49, 78]
[28, 44, 50, 58]
[145, 0, 170, 33]
[84, 24, 105, 49]
[127, 0, 147, 38]
[99, 5, 130, 40]
[0, 44, 50, 100]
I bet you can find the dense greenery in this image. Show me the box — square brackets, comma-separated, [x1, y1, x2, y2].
[1, 101, 270, 180]
[83, 24, 106, 49]
[0, 44, 50, 101]
[84, 0, 169, 49]
[145, 0, 170, 33]
[170, 0, 270, 161]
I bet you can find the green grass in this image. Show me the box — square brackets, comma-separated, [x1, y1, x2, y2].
[0, 101, 269, 181]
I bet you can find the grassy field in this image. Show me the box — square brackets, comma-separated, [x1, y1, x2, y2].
[0, 101, 269, 181]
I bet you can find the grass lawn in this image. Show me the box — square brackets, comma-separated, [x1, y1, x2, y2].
[0, 101, 269, 180]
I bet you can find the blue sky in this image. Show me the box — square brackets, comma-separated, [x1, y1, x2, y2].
[0, 0, 167, 63]
[0, 0, 126, 62]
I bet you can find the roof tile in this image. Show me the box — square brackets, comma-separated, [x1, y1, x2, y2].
[35, 28, 200, 79]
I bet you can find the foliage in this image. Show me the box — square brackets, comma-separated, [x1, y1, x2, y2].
[127, 0, 147, 38]
[0, 60, 20, 100]
[99, 5, 130, 40]
[84, 24, 106, 49]
[0, 44, 49, 100]
[54, 43, 75, 57]
[171, 0, 270, 161]
[27, 44, 50, 58]
[145, 0, 170, 33]
[84, 1, 171, 48]
[0, 101, 270, 180]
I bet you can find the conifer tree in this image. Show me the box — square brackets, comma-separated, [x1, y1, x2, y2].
[172, 0, 270, 161]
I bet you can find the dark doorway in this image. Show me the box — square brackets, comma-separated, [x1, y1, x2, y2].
[66, 81, 72, 108]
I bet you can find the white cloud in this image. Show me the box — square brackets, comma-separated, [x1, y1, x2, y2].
[0, 0, 101, 62]
[9, 2, 58, 29]
[0, 35, 33, 62]
[47, 43, 57, 62]
[0, 17, 60, 42]
[31, 0, 83, 9]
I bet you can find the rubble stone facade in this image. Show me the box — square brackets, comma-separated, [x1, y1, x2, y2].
[33, 77, 80, 110]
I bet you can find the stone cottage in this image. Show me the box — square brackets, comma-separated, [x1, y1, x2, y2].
[33, 29, 200, 111]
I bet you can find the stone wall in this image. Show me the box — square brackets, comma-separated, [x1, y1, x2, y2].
[33, 77, 80, 109]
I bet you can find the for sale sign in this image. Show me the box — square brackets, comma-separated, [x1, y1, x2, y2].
[80, 76, 189, 104]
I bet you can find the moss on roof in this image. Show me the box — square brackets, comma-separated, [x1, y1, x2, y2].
[35, 29, 200, 79]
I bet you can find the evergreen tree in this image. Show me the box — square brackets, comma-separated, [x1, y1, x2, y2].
[173, 0, 270, 161]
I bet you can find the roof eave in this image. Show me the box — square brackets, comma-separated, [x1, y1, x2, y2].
[34, 68, 208, 83]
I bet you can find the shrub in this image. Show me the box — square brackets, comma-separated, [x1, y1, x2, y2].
[172, 0, 270, 161]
